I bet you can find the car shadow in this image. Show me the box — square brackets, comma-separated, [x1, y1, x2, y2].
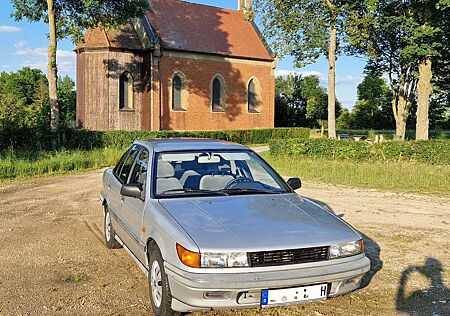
[396, 257, 449, 315]
[304, 197, 382, 289]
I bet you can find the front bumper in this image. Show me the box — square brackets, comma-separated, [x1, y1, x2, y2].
[165, 254, 371, 312]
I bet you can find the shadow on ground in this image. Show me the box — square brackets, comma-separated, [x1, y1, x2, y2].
[396, 257, 449, 315]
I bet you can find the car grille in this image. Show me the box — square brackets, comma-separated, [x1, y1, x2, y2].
[249, 246, 330, 267]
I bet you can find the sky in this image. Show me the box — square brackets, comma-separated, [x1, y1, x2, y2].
[0, 0, 367, 109]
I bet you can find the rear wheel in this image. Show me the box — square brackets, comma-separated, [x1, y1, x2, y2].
[104, 205, 121, 249]
[148, 245, 181, 316]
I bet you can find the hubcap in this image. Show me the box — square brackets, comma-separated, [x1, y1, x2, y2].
[151, 260, 163, 308]
[105, 211, 111, 242]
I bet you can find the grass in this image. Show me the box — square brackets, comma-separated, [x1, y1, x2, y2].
[61, 272, 88, 283]
[261, 152, 450, 195]
[0, 147, 124, 182]
[1, 147, 449, 195]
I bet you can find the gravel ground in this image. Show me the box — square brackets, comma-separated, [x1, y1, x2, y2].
[0, 170, 448, 316]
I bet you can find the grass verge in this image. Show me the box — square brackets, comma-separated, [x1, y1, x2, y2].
[261, 152, 450, 195]
[0, 147, 124, 182]
[2, 148, 449, 196]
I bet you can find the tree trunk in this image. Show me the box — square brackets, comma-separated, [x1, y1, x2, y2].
[416, 57, 432, 140]
[320, 119, 324, 138]
[327, 12, 337, 139]
[47, 0, 59, 130]
[395, 96, 409, 140]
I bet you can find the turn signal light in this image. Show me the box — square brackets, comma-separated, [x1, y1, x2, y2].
[176, 243, 200, 268]
[359, 239, 365, 253]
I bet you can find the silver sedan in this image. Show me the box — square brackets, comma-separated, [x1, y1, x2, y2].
[100, 139, 371, 315]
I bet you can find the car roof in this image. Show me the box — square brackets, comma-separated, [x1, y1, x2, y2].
[136, 138, 249, 152]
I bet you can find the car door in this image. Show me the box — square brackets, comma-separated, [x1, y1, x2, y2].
[120, 147, 150, 263]
[108, 144, 141, 243]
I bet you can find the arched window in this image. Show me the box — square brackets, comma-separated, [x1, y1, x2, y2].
[211, 75, 226, 111]
[247, 78, 262, 113]
[170, 72, 188, 111]
[172, 75, 182, 109]
[212, 78, 221, 110]
[119, 72, 133, 110]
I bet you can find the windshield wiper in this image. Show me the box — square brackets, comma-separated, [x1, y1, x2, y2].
[219, 188, 283, 195]
[161, 188, 229, 196]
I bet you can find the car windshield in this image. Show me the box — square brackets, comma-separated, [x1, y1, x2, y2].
[154, 150, 289, 197]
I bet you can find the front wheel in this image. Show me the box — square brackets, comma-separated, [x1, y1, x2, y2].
[148, 245, 181, 316]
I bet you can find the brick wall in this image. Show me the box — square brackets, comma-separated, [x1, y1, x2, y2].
[77, 49, 275, 131]
[155, 51, 275, 131]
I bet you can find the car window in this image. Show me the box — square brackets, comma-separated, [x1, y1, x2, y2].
[129, 148, 149, 188]
[118, 145, 140, 183]
[246, 159, 280, 188]
[155, 150, 289, 197]
[113, 148, 130, 178]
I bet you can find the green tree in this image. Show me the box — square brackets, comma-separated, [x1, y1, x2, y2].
[303, 75, 342, 135]
[346, 0, 449, 140]
[254, 0, 350, 139]
[336, 108, 351, 129]
[57, 76, 76, 128]
[349, 75, 391, 129]
[0, 68, 48, 129]
[275, 74, 310, 127]
[11, 0, 148, 130]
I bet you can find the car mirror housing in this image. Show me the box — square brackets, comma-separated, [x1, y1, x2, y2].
[287, 178, 302, 190]
[120, 184, 142, 199]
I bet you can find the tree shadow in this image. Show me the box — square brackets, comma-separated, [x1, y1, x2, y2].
[396, 257, 449, 315]
[304, 197, 382, 289]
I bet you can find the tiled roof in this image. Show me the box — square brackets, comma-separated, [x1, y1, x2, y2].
[146, 0, 274, 61]
[77, 23, 143, 50]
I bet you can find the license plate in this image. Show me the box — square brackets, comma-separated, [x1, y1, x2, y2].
[261, 283, 328, 307]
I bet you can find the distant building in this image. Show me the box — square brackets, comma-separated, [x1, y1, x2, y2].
[75, 0, 276, 131]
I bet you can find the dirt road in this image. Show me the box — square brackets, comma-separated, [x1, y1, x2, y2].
[0, 170, 448, 316]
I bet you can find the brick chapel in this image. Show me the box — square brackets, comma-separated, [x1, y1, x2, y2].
[75, 0, 276, 131]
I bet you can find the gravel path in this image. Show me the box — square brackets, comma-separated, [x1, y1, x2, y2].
[0, 170, 448, 316]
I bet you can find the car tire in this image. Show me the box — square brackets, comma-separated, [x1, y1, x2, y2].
[104, 205, 122, 249]
[148, 244, 181, 316]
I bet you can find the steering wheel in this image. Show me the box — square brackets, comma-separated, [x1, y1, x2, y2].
[224, 177, 253, 189]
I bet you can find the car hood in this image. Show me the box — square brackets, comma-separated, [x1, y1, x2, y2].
[159, 193, 361, 252]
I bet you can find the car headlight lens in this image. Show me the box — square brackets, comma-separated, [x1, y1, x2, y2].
[329, 239, 364, 259]
[201, 252, 249, 268]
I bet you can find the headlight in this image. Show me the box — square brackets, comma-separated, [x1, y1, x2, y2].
[201, 252, 249, 268]
[329, 239, 364, 259]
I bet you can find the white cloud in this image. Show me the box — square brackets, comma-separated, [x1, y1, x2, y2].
[14, 41, 75, 76]
[275, 69, 363, 86]
[336, 75, 364, 85]
[0, 26, 21, 33]
[15, 41, 75, 59]
[275, 69, 325, 80]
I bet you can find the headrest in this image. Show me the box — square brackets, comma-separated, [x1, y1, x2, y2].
[157, 161, 175, 178]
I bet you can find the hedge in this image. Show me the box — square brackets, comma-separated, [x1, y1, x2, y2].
[328, 129, 450, 140]
[269, 138, 450, 165]
[1, 127, 310, 150]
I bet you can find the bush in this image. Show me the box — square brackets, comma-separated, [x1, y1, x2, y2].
[269, 138, 450, 165]
[1, 127, 310, 150]
[317, 129, 450, 140]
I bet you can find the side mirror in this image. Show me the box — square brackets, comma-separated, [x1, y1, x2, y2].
[120, 184, 142, 199]
[287, 178, 302, 190]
